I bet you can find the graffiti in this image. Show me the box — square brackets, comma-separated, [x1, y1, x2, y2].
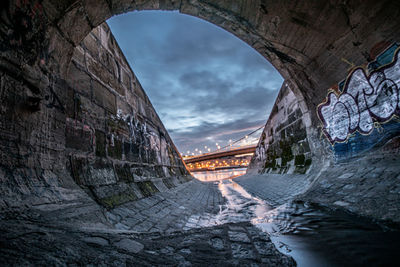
[318, 47, 400, 144]
[255, 146, 266, 161]
[112, 110, 161, 162]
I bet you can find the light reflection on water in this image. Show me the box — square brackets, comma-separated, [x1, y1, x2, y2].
[191, 168, 247, 182]
[215, 179, 400, 267]
[216, 179, 324, 266]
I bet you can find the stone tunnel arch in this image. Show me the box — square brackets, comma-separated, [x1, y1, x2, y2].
[4, 0, 400, 133]
[54, 1, 400, 106]
[1, 0, 400, 222]
[55, 1, 317, 115]
[8, 0, 398, 135]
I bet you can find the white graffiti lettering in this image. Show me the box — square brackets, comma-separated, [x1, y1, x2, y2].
[318, 49, 400, 144]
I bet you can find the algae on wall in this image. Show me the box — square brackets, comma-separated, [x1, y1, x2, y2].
[249, 82, 312, 175]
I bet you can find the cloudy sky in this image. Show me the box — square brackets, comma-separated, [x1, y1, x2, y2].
[107, 11, 283, 155]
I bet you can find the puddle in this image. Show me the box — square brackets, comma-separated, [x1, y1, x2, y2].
[216, 179, 400, 267]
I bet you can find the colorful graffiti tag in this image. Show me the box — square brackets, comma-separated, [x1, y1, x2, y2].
[318, 45, 400, 145]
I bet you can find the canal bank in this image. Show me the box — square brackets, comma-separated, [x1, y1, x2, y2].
[242, 152, 400, 225]
[227, 174, 400, 266]
[0, 176, 296, 266]
[1, 168, 400, 265]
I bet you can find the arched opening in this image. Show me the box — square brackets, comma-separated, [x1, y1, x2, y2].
[1, 1, 400, 265]
[105, 11, 285, 177]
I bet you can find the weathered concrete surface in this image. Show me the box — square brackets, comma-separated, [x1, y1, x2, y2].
[300, 153, 400, 223]
[0, 179, 295, 266]
[105, 180, 225, 233]
[243, 152, 400, 224]
[235, 173, 315, 207]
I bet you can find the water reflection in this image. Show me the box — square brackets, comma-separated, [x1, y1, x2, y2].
[191, 168, 247, 181]
[216, 179, 400, 267]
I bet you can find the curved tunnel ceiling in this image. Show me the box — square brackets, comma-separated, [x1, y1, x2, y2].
[17, 0, 396, 125]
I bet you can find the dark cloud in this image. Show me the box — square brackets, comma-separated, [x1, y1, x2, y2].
[179, 70, 232, 96]
[107, 11, 283, 153]
[178, 70, 278, 114]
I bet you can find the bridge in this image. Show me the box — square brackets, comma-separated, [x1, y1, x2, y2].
[183, 145, 257, 172]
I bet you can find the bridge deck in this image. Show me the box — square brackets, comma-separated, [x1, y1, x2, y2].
[184, 145, 256, 164]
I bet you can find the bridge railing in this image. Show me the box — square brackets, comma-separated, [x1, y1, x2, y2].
[182, 144, 257, 160]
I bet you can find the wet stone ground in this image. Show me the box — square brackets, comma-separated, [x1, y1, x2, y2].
[0, 179, 295, 266]
[104, 180, 225, 233]
[3, 175, 399, 266]
[0, 219, 294, 266]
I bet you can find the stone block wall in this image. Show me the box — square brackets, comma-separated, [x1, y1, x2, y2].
[64, 23, 190, 208]
[0, 62, 78, 209]
[0, 20, 190, 210]
[248, 81, 314, 175]
[249, 42, 400, 175]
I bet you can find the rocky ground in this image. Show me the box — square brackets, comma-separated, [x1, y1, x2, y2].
[0, 218, 294, 266]
[0, 179, 295, 266]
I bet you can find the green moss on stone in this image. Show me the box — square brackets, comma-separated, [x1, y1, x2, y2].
[294, 154, 305, 166]
[137, 181, 159, 197]
[167, 146, 176, 166]
[279, 139, 293, 166]
[99, 191, 138, 209]
[264, 156, 276, 169]
[115, 165, 134, 182]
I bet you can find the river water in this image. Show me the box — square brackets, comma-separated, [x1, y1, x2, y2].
[193, 169, 400, 266]
[191, 168, 247, 182]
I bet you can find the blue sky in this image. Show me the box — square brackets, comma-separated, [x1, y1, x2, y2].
[107, 11, 283, 155]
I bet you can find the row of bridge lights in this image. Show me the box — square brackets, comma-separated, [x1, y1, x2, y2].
[182, 137, 249, 158]
[186, 159, 250, 170]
